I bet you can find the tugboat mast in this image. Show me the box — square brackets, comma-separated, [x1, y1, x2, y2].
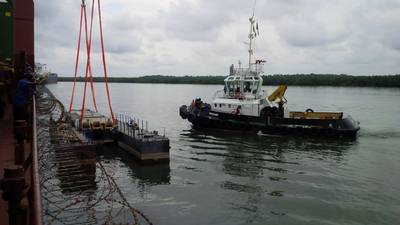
[248, 16, 255, 68]
[248, 0, 257, 68]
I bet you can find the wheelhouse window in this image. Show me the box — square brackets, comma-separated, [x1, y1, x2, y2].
[224, 74, 262, 97]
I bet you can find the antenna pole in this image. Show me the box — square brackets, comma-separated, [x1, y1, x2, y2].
[252, 0, 257, 17]
[248, 17, 255, 67]
[248, 0, 257, 68]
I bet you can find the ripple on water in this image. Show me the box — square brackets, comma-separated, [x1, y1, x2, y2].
[46, 83, 400, 225]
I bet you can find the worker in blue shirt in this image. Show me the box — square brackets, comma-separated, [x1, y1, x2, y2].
[12, 73, 35, 120]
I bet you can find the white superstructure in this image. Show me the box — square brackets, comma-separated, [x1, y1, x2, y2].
[211, 12, 277, 117]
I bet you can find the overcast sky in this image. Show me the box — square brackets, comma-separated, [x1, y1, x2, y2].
[34, 0, 400, 76]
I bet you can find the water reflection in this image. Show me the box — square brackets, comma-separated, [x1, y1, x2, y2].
[55, 146, 97, 194]
[47, 83, 400, 225]
[179, 129, 358, 221]
[97, 146, 171, 186]
[181, 129, 357, 177]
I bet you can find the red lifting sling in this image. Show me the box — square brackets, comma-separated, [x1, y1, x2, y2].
[68, 0, 115, 125]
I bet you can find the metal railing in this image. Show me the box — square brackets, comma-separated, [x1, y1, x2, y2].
[0, 95, 44, 225]
[213, 89, 268, 100]
[32, 96, 43, 225]
[232, 64, 264, 76]
[115, 113, 166, 139]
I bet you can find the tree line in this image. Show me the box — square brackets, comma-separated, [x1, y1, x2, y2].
[57, 74, 400, 87]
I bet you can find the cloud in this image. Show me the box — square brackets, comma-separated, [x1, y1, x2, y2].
[34, 0, 400, 76]
[159, 0, 251, 42]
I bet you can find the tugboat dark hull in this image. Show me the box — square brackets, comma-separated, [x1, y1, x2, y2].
[179, 105, 360, 138]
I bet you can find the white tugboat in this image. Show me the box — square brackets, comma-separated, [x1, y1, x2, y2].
[179, 12, 360, 137]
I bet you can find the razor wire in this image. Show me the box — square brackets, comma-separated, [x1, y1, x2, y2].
[35, 86, 153, 225]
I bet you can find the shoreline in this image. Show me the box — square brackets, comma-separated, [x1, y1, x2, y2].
[56, 74, 400, 88]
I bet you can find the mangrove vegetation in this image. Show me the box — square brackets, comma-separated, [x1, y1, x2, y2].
[57, 74, 400, 87]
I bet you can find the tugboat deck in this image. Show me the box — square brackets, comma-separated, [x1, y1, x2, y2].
[289, 111, 343, 120]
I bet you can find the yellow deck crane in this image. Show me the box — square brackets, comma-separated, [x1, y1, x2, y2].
[268, 85, 288, 103]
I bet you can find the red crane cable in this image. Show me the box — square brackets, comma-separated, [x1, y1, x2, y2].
[68, 0, 98, 113]
[70, 0, 114, 125]
[79, 3, 90, 123]
[97, 0, 115, 124]
[68, 5, 84, 112]
[87, 0, 98, 112]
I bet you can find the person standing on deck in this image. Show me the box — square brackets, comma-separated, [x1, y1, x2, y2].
[12, 73, 35, 120]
